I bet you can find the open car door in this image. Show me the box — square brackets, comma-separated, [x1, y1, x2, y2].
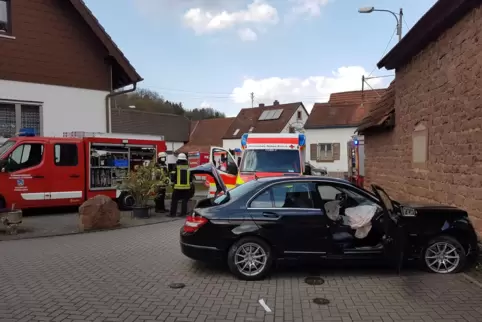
[371, 184, 405, 274]
[209, 146, 238, 177]
[190, 163, 227, 198]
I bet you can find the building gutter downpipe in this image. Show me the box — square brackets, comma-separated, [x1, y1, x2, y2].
[105, 82, 137, 133]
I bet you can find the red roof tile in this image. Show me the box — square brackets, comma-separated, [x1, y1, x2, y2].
[223, 102, 305, 139]
[304, 89, 385, 129]
[358, 81, 396, 132]
[177, 117, 235, 153]
[329, 89, 386, 104]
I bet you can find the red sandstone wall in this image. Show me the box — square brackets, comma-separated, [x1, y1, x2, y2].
[365, 6, 482, 234]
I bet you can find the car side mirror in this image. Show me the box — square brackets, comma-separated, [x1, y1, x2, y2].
[0, 159, 8, 172]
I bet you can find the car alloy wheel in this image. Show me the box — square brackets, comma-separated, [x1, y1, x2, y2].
[227, 237, 273, 281]
[423, 236, 466, 274]
[234, 242, 267, 277]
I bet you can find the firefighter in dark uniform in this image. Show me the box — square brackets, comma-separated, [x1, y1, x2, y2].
[169, 153, 193, 217]
[154, 152, 170, 213]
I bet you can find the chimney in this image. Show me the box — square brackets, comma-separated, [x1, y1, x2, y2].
[273, 100, 279, 106]
[259, 103, 265, 107]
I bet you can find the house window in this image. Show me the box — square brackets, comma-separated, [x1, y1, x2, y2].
[233, 129, 240, 136]
[412, 123, 428, 168]
[318, 143, 333, 160]
[0, 103, 16, 138]
[0, 0, 11, 33]
[0, 101, 42, 138]
[297, 110, 302, 120]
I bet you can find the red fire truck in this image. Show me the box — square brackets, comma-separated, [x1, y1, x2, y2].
[0, 130, 166, 210]
[187, 151, 209, 181]
[204, 133, 307, 197]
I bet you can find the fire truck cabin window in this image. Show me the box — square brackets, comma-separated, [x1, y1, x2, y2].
[7, 143, 44, 172]
[55, 144, 78, 166]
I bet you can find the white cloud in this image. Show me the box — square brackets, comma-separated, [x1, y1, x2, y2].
[183, 0, 278, 34]
[290, 0, 330, 17]
[230, 66, 389, 111]
[238, 27, 258, 41]
[200, 101, 211, 108]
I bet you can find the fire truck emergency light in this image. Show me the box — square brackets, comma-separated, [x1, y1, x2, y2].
[18, 128, 36, 137]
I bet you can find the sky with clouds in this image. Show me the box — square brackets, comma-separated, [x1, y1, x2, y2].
[83, 0, 437, 116]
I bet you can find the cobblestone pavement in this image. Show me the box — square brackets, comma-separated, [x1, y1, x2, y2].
[0, 198, 200, 241]
[1, 220, 482, 322]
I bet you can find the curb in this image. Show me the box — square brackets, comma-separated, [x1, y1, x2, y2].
[0, 217, 185, 243]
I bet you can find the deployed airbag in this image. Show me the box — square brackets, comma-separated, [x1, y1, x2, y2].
[344, 205, 378, 239]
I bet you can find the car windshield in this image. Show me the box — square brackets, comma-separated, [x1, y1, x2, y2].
[213, 179, 262, 205]
[0, 140, 15, 158]
[240, 149, 301, 173]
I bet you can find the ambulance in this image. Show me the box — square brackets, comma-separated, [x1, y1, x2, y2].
[0, 129, 167, 210]
[204, 133, 307, 197]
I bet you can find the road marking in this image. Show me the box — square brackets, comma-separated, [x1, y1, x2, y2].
[462, 273, 482, 289]
[258, 299, 272, 312]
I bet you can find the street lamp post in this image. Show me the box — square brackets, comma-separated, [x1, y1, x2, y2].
[358, 7, 403, 42]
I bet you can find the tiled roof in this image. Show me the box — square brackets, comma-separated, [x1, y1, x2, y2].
[358, 81, 396, 132]
[177, 117, 235, 154]
[69, 0, 142, 88]
[304, 89, 384, 129]
[111, 109, 190, 142]
[328, 89, 386, 104]
[223, 102, 304, 139]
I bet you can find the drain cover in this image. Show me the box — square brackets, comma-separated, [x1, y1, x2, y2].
[169, 283, 185, 289]
[304, 276, 325, 285]
[313, 298, 330, 305]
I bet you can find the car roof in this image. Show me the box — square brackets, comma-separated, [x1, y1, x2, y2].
[255, 176, 352, 185]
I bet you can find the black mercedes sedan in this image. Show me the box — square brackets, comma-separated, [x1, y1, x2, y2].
[180, 164, 479, 280]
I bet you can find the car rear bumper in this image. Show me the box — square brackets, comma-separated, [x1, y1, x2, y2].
[180, 241, 224, 262]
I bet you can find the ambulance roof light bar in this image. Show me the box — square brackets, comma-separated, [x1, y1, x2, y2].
[241, 133, 306, 149]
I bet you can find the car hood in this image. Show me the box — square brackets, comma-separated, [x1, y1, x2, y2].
[400, 202, 466, 212]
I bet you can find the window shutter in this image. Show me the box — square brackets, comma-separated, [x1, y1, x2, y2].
[310, 144, 317, 161]
[333, 143, 340, 160]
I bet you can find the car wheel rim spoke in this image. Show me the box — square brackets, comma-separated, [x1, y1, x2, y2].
[425, 242, 460, 273]
[234, 242, 267, 276]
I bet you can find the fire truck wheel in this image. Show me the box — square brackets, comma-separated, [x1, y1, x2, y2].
[0, 197, 5, 209]
[117, 192, 135, 210]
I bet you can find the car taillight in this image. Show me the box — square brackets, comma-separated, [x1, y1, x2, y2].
[183, 215, 208, 233]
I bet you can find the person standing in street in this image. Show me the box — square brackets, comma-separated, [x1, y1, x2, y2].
[169, 153, 193, 217]
[154, 152, 170, 213]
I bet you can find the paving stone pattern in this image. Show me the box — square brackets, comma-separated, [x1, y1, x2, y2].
[1, 220, 482, 322]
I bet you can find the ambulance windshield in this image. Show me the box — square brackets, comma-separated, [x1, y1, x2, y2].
[240, 149, 301, 173]
[0, 140, 15, 158]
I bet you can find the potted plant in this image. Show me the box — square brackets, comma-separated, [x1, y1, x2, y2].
[119, 162, 158, 218]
